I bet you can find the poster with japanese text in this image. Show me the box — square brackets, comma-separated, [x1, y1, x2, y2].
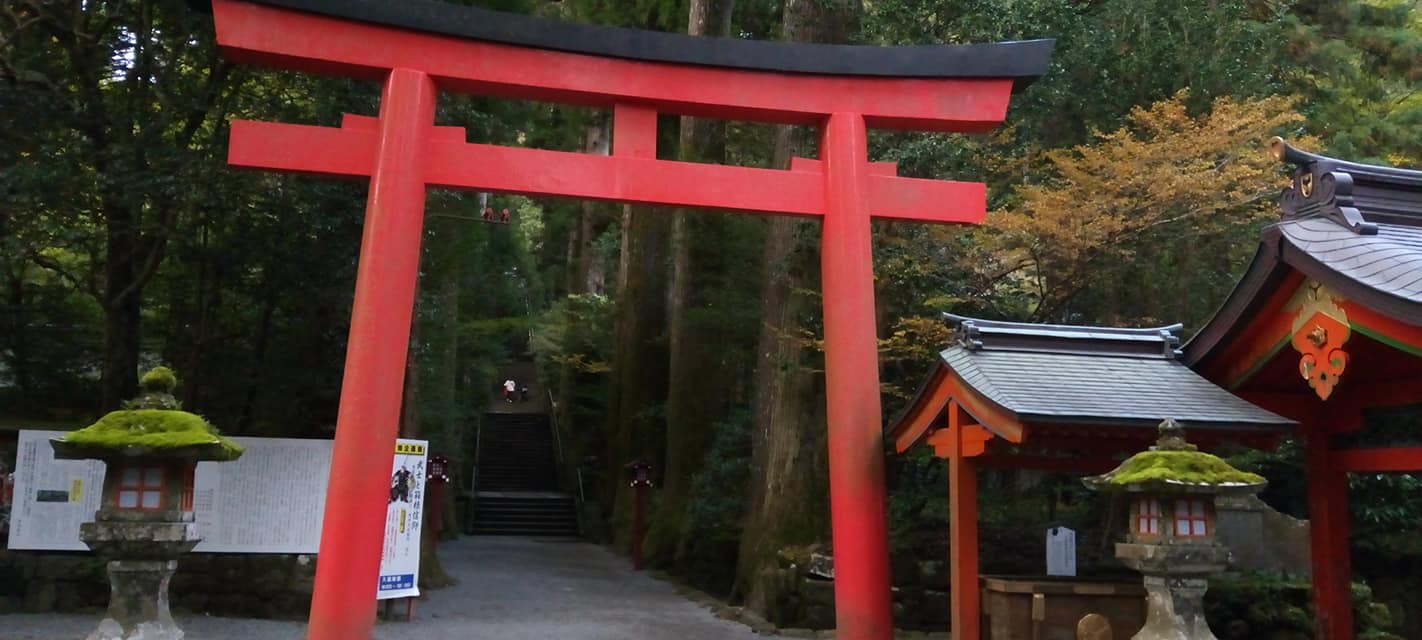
[377, 439, 427, 600]
[6, 430, 105, 551]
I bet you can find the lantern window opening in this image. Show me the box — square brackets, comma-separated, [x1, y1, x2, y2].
[1136, 498, 1162, 536]
[117, 465, 166, 511]
[1174, 498, 1210, 537]
[181, 463, 196, 512]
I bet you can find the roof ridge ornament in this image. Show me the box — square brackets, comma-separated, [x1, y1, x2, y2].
[1272, 137, 1379, 236]
[952, 316, 985, 351]
[943, 312, 1183, 358]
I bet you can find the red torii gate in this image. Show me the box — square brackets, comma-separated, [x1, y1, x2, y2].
[209, 2, 1052, 638]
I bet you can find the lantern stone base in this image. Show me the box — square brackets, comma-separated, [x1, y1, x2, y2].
[80, 521, 201, 640]
[1115, 542, 1230, 640]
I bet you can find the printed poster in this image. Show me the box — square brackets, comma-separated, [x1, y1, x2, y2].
[7, 430, 105, 551]
[190, 437, 333, 553]
[377, 439, 428, 600]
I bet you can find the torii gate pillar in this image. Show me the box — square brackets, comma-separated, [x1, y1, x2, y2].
[821, 112, 894, 637]
[209, 3, 1052, 639]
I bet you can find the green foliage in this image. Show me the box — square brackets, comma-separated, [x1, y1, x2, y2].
[1283, 0, 1422, 164]
[676, 410, 752, 596]
[1205, 573, 1404, 640]
[139, 367, 178, 394]
[63, 409, 243, 460]
[532, 294, 615, 374]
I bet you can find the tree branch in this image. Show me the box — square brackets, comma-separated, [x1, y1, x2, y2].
[27, 249, 100, 301]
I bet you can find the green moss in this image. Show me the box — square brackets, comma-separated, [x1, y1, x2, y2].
[63, 409, 243, 460]
[139, 367, 178, 394]
[1100, 450, 1265, 487]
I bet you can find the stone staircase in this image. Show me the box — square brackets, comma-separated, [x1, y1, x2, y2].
[472, 411, 579, 536]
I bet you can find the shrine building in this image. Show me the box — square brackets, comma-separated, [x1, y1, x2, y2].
[889, 139, 1422, 640]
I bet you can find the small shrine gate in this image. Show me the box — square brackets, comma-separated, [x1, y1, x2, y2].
[208, 1, 1053, 639]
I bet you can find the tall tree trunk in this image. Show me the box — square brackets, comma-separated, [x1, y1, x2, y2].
[5, 268, 33, 413]
[411, 213, 463, 589]
[102, 204, 142, 411]
[604, 201, 673, 547]
[237, 280, 281, 434]
[568, 117, 611, 296]
[736, 0, 862, 620]
[647, 0, 737, 569]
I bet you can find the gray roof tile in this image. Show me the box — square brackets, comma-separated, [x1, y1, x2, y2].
[1279, 219, 1422, 303]
[940, 316, 1294, 430]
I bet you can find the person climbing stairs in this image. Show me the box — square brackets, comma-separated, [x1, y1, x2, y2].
[471, 365, 578, 537]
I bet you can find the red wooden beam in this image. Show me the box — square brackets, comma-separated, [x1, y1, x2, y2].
[947, 423, 982, 640]
[1202, 271, 1305, 387]
[892, 367, 953, 453]
[211, 0, 1016, 132]
[1305, 424, 1354, 640]
[1333, 447, 1422, 473]
[229, 118, 987, 223]
[1345, 301, 1422, 356]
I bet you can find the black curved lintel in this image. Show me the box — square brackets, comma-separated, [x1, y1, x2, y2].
[247, 0, 1054, 82]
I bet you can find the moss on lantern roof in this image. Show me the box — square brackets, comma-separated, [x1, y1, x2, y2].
[60, 409, 244, 460]
[1084, 418, 1266, 494]
[53, 367, 243, 461]
[1095, 450, 1264, 487]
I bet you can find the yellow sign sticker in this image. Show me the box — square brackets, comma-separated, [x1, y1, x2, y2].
[395, 443, 426, 455]
[70, 479, 83, 502]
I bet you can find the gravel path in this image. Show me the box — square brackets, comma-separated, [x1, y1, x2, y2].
[0, 536, 768, 640]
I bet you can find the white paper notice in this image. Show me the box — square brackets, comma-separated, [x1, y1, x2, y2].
[1046, 526, 1077, 577]
[10, 429, 428, 585]
[9, 431, 334, 554]
[191, 437, 333, 553]
[377, 439, 427, 601]
[7, 430, 105, 551]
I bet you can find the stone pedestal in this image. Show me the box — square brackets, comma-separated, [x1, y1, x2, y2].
[81, 521, 200, 640]
[1115, 542, 1230, 640]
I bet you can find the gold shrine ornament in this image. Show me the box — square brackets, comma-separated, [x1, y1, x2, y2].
[1286, 281, 1351, 400]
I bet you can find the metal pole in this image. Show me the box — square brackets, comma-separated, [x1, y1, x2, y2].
[632, 484, 646, 571]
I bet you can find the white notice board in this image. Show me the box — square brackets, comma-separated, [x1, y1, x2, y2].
[7, 430, 105, 551]
[191, 437, 333, 553]
[11, 430, 428, 600]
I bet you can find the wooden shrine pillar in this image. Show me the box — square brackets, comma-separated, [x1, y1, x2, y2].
[821, 112, 895, 638]
[306, 68, 436, 640]
[930, 402, 992, 640]
[1305, 422, 1354, 640]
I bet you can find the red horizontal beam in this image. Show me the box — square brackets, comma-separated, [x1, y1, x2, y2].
[1333, 447, 1422, 473]
[228, 118, 986, 223]
[211, 0, 1015, 132]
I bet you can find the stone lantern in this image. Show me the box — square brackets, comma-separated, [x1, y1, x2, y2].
[1083, 418, 1266, 640]
[51, 367, 243, 640]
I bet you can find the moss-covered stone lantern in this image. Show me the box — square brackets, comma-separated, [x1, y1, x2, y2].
[1084, 418, 1266, 640]
[51, 367, 243, 640]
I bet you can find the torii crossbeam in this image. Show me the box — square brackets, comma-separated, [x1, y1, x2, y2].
[210, 2, 1051, 638]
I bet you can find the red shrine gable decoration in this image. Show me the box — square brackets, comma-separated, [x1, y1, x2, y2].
[1288, 281, 1351, 400]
